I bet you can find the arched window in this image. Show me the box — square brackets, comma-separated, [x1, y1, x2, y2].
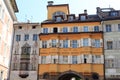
[52, 11, 66, 20]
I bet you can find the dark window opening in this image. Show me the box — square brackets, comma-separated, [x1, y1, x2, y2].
[18, 26, 22, 29]
[53, 28, 58, 33]
[32, 26, 36, 29]
[84, 58, 87, 63]
[92, 73, 99, 80]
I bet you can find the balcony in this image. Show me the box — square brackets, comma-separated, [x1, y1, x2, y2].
[19, 71, 29, 78]
[20, 55, 30, 60]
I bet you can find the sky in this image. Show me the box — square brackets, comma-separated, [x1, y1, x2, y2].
[16, 0, 120, 23]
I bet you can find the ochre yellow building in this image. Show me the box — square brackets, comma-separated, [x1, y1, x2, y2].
[39, 2, 104, 80]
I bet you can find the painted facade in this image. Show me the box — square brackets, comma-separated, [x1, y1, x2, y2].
[97, 7, 120, 80]
[0, 0, 18, 80]
[9, 23, 41, 80]
[39, 2, 104, 80]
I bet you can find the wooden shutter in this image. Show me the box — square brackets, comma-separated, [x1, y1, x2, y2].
[101, 55, 104, 64]
[81, 39, 83, 47]
[47, 40, 49, 48]
[39, 40, 42, 48]
[47, 55, 51, 64]
[81, 54, 84, 63]
[68, 40, 70, 48]
[58, 27, 60, 33]
[59, 56, 63, 64]
[56, 39, 59, 47]
[88, 55, 92, 63]
[49, 39, 52, 48]
[48, 28, 51, 33]
[88, 38, 91, 46]
[104, 40, 107, 49]
[77, 55, 81, 64]
[77, 40, 80, 48]
[60, 40, 63, 48]
[51, 28, 53, 33]
[68, 27, 70, 32]
[68, 55, 72, 64]
[41, 28, 43, 33]
[39, 56, 41, 64]
[92, 39, 95, 47]
[100, 39, 103, 47]
[78, 27, 80, 32]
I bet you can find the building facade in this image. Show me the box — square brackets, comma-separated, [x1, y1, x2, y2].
[97, 7, 120, 80]
[9, 23, 41, 80]
[0, 0, 18, 80]
[39, 2, 104, 80]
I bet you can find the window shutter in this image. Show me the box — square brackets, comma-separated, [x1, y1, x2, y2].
[117, 40, 120, 49]
[78, 27, 80, 32]
[101, 55, 104, 64]
[68, 55, 72, 64]
[88, 55, 92, 63]
[51, 28, 53, 33]
[55, 55, 58, 63]
[104, 40, 107, 49]
[48, 28, 51, 33]
[59, 56, 63, 64]
[68, 27, 70, 32]
[81, 39, 83, 47]
[40, 40, 42, 48]
[58, 27, 60, 33]
[49, 40, 52, 48]
[81, 54, 84, 63]
[47, 40, 49, 48]
[111, 24, 115, 32]
[113, 40, 116, 49]
[77, 55, 81, 64]
[100, 39, 103, 47]
[68, 40, 70, 48]
[47, 55, 51, 64]
[88, 38, 91, 46]
[77, 40, 80, 48]
[41, 28, 43, 33]
[39, 56, 41, 64]
[60, 40, 63, 48]
[56, 39, 59, 47]
[92, 39, 95, 47]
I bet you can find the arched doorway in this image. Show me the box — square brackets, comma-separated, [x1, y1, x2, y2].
[58, 71, 83, 80]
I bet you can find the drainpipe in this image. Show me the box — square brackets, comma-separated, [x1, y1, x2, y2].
[101, 20, 106, 80]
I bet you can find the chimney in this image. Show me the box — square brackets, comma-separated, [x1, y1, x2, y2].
[84, 9, 87, 14]
[48, 1, 54, 5]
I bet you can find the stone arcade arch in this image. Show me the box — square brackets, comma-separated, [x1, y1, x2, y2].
[57, 71, 84, 80]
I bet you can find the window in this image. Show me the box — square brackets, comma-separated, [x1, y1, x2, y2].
[106, 25, 111, 32]
[33, 34, 37, 41]
[72, 56, 77, 64]
[42, 41, 47, 48]
[107, 41, 113, 49]
[110, 11, 118, 16]
[84, 55, 88, 63]
[80, 15, 86, 21]
[41, 56, 46, 64]
[94, 26, 99, 32]
[16, 35, 21, 41]
[43, 28, 48, 33]
[72, 40, 77, 48]
[105, 59, 114, 68]
[95, 39, 100, 48]
[63, 56, 68, 64]
[32, 26, 36, 29]
[73, 27, 78, 32]
[53, 28, 58, 33]
[52, 11, 65, 20]
[20, 63, 29, 70]
[52, 40, 57, 47]
[22, 47, 31, 55]
[18, 26, 22, 29]
[118, 24, 120, 31]
[84, 26, 88, 32]
[0, 71, 3, 80]
[24, 34, 29, 41]
[68, 16, 74, 21]
[56, 17, 62, 22]
[63, 27, 68, 33]
[13, 63, 17, 70]
[83, 38, 88, 46]
[63, 40, 68, 48]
